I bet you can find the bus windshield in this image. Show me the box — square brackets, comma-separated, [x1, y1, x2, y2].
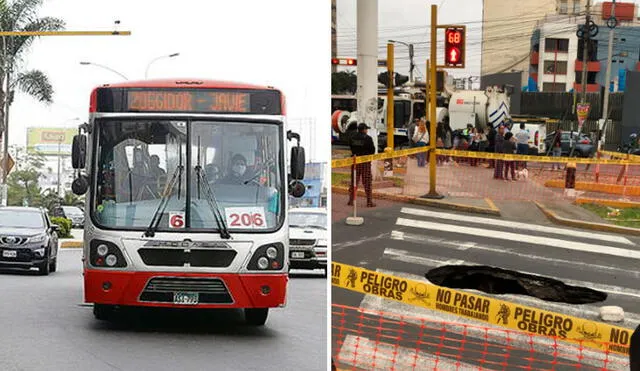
[92, 119, 284, 233]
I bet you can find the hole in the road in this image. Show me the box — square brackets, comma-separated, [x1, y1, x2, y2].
[425, 265, 607, 305]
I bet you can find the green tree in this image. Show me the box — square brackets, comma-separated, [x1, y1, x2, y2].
[0, 0, 65, 165]
[331, 71, 357, 94]
[7, 148, 44, 206]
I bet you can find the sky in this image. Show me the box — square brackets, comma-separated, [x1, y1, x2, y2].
[335, 0, 484, 83]
[8, 0, 329, 163]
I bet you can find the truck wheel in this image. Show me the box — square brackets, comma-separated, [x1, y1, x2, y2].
[244, 308, 268, 326]
[93, 304, 115, 321]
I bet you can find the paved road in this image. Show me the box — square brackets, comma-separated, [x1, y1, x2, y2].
[0, 249, 326, 371]
[332, 199, 637, 370]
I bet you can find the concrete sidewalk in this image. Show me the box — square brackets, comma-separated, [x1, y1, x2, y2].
[59, 228, 83, 249]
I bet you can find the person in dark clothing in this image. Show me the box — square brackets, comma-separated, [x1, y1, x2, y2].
[503, 131, 517, 181]
[631, 323, 640, 370]
[348, 123, 376, 207]
[219, 154, 250, 185]
[493, 125, 505, 179]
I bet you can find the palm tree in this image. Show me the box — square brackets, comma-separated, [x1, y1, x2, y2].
[0, 0, 65, 181]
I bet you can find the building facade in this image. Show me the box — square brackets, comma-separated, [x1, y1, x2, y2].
[481, 0, 585, 78]
[528, 1, 640, 92]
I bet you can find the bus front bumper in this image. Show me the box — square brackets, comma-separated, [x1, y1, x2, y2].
[84, 269, 288, 309]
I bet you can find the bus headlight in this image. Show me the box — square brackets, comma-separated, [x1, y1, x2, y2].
[247, 243, 284, 271]
[266, 246, 278, 259]
[89, 240, 127, 268]
[97, 244, 109, 256]
[105, 254, 118, 267]
[257, 257, 269, 269]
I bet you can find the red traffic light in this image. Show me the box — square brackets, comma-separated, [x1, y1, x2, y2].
[444, 27, 465, 67]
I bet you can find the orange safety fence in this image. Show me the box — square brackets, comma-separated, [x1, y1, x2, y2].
[331, 304, 630, 371]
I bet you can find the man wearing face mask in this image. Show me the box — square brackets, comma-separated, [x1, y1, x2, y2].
[219, 154, 250, 185]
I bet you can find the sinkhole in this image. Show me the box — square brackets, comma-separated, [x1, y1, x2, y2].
[425, 265, 607, 305]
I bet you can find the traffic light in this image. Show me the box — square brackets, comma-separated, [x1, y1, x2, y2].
[332, 58, 357, 66]
[377, 72, 409, 88]
[444, 27, 465, 68]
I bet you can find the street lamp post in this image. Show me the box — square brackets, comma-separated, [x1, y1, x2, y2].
[56, 118, 80, 197]
[144, 52, 179, 79]
[388, 39, 414, 82]
[79, 61, 128, 80]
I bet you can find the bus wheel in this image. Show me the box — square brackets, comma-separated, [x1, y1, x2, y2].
[244, 308, 268, 326]
[93, 304, 115, 321]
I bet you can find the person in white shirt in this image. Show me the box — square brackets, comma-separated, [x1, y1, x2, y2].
[515, 123, 530, 169]
[412, 119, 430, 167]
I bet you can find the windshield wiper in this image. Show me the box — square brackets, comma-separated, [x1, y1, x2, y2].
[144, 143, 184, 238]
[195, 136, 231, 239]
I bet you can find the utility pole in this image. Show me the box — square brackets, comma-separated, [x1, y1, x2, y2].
[601, 0, 617, 151]
[56, 137, 61, 197]
[331, 0, 337, 74]
[579, 0, 591, 106]
[388, 39, 415, 82]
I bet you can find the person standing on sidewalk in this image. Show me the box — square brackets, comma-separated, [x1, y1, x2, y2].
[493, 125, 505, 179]
[551, 129, 563, 170]
[503, 131, 517, 181]
[412, 119, 429, 167]
[348, 123, 376, 207]
[515, 123, 530, 169]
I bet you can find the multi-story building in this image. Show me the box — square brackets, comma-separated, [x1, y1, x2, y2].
[529, 1, 640, 92]
[481, 0, 585, 77]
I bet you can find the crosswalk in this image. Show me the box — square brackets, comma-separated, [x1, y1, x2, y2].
[335, 206, 638, 370]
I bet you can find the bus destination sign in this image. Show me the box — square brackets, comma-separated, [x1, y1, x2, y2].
[127, 90, 251, 113]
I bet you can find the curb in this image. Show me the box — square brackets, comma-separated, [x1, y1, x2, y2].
[544, 179, 640, 196]
[534, 201, 640, 236]
[332, 186, 500, 216]
[60, 240, 83, 248]
[575, 197, 640, 209]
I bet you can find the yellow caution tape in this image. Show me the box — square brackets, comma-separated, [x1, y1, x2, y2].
[599, 150, 640, 162]
[331, 148, 637, 168]
[331, 261, 632, 357]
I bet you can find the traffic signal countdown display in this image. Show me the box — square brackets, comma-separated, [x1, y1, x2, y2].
[444, 27, 465, 68]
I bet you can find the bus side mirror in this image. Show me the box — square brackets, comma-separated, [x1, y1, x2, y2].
[72, 174, 89, 196]
[72, 134, 87, 169]
[290, 146, 305, 180]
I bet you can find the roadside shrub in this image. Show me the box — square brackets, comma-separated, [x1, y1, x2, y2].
[50, 217, 72, 238]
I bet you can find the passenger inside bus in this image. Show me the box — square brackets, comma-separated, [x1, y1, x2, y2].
[218, 154, 252, 185]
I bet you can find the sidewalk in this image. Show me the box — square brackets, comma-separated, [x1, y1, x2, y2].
[59, 228, 83, 248]
[332, 156, 640, 236]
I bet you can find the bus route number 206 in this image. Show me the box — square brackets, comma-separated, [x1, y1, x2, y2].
[225, 207, 267, 229]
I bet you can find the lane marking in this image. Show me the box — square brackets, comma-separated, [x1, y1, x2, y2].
[399, 207, 635, 246]
[396, 217, 640, 260]
[389, 230, 640, 279]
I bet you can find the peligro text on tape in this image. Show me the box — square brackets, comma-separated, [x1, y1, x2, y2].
[331, 261, 631, 356]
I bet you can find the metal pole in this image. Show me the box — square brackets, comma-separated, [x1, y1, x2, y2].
[424, 4, 442, 199]
[79, 62, 128, 80]
[57, 139, 61, 196]
[331, 0, 337, 74]
[600, 0, 616, 151]
[145, 52, 179, 79]
[386, 43, 394, 151]
[2, 70, 10, 184]
[580, 0, 591, 106]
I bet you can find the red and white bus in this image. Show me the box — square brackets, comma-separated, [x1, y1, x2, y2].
[70, 79, 306, 325]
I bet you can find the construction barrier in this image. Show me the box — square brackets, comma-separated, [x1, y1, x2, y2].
[332, 303, 630, 371]
[332, 146, 640, 205]
[331, 261, 632, 358]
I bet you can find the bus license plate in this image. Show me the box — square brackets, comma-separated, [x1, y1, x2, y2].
[2, 250, 16, 258]
[291, 252, 304, 259]
[173, 292, 199, 305]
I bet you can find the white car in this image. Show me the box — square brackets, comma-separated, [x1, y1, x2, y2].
[288, 207, 327, 276]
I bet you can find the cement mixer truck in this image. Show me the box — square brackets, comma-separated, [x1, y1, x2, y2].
[445, 85, 513, 132]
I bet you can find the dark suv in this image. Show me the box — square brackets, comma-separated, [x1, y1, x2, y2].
[0, 207, 60, 275]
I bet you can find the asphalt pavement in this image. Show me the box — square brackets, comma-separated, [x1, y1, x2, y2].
[332, 196, 637, 370]
[0, 246, 326, 371]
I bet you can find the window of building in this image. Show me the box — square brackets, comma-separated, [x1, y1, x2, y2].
[545, 38, 569, 52]
[543, 61, 568, 74]
[572, 0, 581, 14]
[559, 0, 568, 14]
[543, 82, 566, 92]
